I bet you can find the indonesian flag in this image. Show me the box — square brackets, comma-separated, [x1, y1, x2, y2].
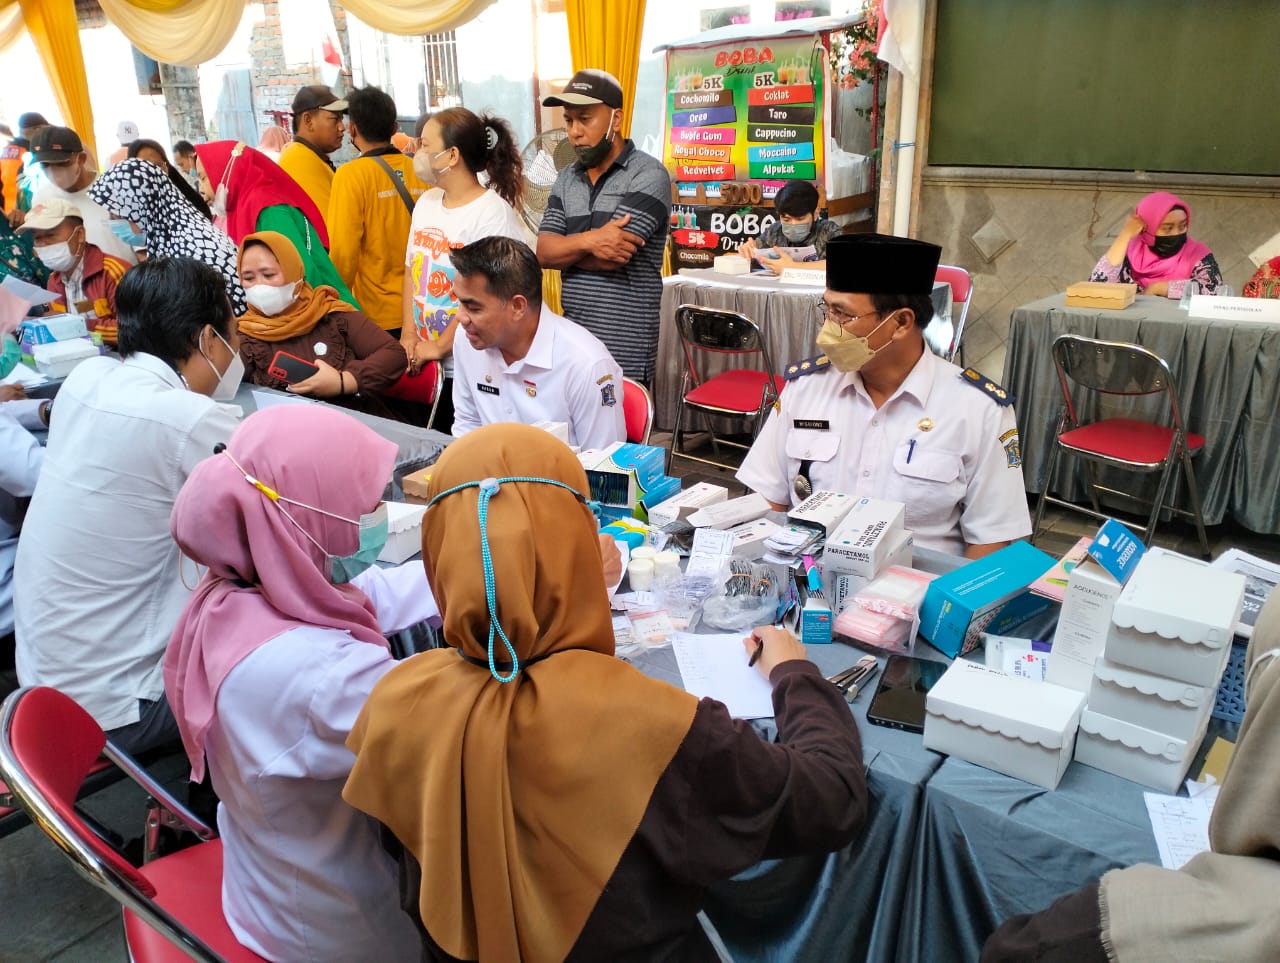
[877, 0, 925, 83]
[279, 0, 344, 85]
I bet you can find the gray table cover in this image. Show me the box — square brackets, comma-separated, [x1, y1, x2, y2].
[655, 272, 951, 432]
[1003, 293, 1280, 533]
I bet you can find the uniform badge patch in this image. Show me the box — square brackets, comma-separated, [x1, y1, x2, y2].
[1000, 428, 1022, 468]
[601, 382, 617, 407]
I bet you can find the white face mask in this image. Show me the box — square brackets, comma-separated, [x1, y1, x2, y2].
[36, 241, 79, 273]
[244, 281, 299, 317]
[413, 147, 451, 184]
[201, 328, 245, 402]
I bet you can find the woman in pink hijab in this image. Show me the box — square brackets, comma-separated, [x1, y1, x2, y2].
[163, 404, 428, 961]
[1090, 191, 1223, 299]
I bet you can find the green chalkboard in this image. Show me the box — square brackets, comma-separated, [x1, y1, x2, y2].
[928, 0, 1280, 176]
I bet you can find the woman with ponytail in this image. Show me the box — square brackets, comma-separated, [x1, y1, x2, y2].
[401, 108, 525, 431]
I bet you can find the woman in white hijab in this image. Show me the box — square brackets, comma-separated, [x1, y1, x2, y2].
[982, 591, 1280, 962]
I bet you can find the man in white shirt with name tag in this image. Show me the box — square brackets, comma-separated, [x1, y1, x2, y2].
[736, 233, 1032, 558]
[450, 235, 625, 451]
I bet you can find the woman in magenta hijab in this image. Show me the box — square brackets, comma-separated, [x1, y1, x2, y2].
[1090, 191, 1223, 298]
[163, 404, 425, 961]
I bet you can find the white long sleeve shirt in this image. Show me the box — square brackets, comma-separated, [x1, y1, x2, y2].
[0, 399, 45, 635]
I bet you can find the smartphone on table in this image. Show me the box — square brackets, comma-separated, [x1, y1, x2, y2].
[268, 350, 320, 384]
[866, 654, 948, 733]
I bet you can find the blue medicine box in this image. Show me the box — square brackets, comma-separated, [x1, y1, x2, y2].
[919, 540, 1057, 658]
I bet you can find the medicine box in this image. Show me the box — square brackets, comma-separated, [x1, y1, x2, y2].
[712, 254, 751, 275]
[582, 442, 666, 508]
[646, 482, 729, 529]
[1075, 708, 1207, 794]
[687, 492, 771, 530]
[1064, 281, 1136, 310]
[1045, 557, 1123, 693]
[824, 529, 913, 614]
[726, 517, 781, 558]
[923, 660, 1086, 790]
[800, 597, 833, 645]
[823, 498, 906, 577]
[918, 541, 1055, 659]
[19, 313, 88, 347]
[1087, 658, 1214, 744]
[1105, 549, 1245, 687]
[376, 501, 428, 564]
[787, 490, 856, 536]
[31, 338, 98, 378]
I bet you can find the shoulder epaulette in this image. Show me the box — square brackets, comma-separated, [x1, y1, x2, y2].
[783, 354, 831, 381]
[959, 367, 1012, 406]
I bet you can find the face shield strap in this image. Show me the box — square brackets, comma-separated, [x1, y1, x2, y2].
[427, 475, 594, 683]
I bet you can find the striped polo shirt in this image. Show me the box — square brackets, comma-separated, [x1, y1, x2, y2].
[540, 140, 672, 383]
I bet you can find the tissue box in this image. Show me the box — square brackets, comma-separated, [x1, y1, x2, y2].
[376, 501, 428, 564]
[919, 541, 1056, 658]
[823, 498, 906, 577]
[923, 660, 1085, 790]
[1075, 708, 1207, 794]
[19, 313, 89, 347]
[1105, 549, 1245, 686]
[31, 338, 98, 378]
[1087, 659, 1214, 744]
[1064, 281, 1136, 310]
[712, 254, 751, 275]
[646, 482, 728, 529]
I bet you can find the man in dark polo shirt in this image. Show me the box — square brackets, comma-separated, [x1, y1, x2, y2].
[537, 69, 671, 385]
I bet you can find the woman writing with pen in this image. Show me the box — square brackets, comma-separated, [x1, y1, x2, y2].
[342, 423, 868, 961]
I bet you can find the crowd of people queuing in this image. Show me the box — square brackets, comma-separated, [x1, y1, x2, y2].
[1, 63, 1277, 963]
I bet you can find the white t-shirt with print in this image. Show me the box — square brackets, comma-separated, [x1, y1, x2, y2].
[404, 188, 526, 376]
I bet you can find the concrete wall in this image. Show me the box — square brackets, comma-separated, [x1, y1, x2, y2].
[915, 168, 1280, 380]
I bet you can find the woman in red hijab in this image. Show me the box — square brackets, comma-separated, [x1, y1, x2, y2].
[1090, 191, 1223, 299]
[193, 140, 358, 306]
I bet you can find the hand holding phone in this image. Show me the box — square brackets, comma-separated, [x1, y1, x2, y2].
[268, 350, 320, 384]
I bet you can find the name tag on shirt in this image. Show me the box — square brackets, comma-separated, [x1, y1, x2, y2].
[478, 384, 500, 396]
[793, 419, 830, 430]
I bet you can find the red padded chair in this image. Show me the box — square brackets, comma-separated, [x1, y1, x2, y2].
[934, 264, 973, 364]
[381, 360, 445, 430]
[622, 377, 655, 445]
[667, 305, 782, 473]
[0, 687, 266, 962]
[1030, 334, 1210, 556]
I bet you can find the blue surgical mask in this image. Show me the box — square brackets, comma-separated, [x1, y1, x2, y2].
[223, 451, 389, 583]
[110, 219, 147, 249]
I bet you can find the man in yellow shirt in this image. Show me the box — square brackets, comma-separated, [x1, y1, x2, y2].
[328, 86, 425, 333]
[278, 86, 347, 224]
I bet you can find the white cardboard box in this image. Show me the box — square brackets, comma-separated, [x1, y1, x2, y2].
[1087, 658, 1214, 744]
[1075, 707, 1207, 794]
[787, 490, 857, 536]
[1046, 557, 1123, 693]
[923, 660, 1086, 790]
[825, 529, 913, 614]
[647, 482, 729, 529]
[376, 501, 428, 564]
[823, 498, 906, 577]
[1105, 549, 1246, 686]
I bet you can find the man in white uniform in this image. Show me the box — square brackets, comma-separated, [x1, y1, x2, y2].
[450, 235, 626, 451]
[737, 233, 1032, 558]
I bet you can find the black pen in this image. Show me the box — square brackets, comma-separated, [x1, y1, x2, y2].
[748, 636, 765, 667]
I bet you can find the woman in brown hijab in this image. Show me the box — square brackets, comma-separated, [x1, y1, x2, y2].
[236, 230, 407, 418]
[983, 590, 1280, 962]
[343, 423, 867, 962]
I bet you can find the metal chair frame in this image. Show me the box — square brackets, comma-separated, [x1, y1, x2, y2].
[935, 263, 974, 365]
[1030, 334, 1210, 556]
[0, 686, 241, 963]
[622, 376, 655, 446]
[667, 305, 780, 473]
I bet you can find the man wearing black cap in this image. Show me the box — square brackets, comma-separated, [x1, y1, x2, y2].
[537, 69, 672, 385]
[279, 84, 348, 222]
[29, 126, 138, 263]
[737, 233, 1032, 559]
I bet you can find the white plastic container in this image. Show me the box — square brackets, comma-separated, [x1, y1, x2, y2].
[31, 338, 98, 378]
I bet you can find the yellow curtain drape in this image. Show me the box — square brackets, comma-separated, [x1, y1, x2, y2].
[0, 4, 23, 54]
[565, 0, 647, 136]
[14, 0, 96, 161]
[96, 0, 243, 65]
[338, 0, 495, 35]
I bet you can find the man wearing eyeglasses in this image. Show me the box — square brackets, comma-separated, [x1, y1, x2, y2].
[736, 233, 1031, 559]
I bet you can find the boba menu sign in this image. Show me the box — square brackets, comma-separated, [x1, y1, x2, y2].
[664, 35, 824, 183]
[662, 34, 827, 267]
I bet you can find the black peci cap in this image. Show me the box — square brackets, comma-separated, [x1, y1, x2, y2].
[826, 233, 942, 296]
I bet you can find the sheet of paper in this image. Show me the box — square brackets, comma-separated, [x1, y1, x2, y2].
[250, 389, 315, 411]
[0, 364, 48, 387]
[671, 632, 775, 719]
[1, 275, 58, 306]
[1209, 547, 1280, 638]
[1143, 784, 1219, 870]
